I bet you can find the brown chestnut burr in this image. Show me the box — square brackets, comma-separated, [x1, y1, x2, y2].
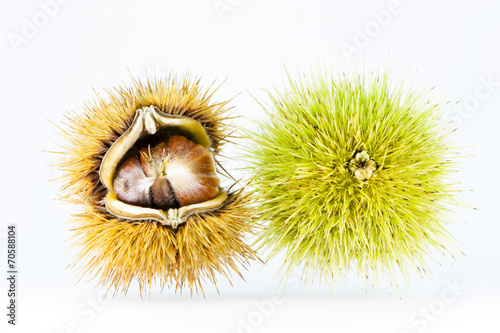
[113, 135, 220, 211]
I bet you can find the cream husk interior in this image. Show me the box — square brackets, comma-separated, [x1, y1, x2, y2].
[99, 106, 227, 228]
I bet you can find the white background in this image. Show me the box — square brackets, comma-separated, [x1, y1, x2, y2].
[1, 0, 499, 332]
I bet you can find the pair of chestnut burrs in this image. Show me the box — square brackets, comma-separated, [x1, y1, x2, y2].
[56, 70, 462, 295]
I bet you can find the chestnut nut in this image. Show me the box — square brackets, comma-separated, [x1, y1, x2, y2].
[113, 135, 220, 210]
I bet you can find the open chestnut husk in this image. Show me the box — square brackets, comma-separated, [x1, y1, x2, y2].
[55, 75, 258, 295]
